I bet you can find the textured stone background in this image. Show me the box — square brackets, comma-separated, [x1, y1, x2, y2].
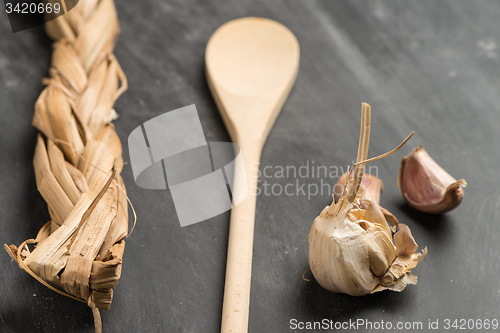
[1, 1, 499, 332]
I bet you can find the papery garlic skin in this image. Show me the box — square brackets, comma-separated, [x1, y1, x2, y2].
[308, 196, 426, 296]
[398, 145, 467, 214]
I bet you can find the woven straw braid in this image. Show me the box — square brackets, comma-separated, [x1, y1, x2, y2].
[5, 0, 130, 330]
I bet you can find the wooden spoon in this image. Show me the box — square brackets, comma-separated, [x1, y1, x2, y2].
[205, 17, 300, 333]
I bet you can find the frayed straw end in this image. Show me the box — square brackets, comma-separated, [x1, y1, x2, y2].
[4, 244, 18, 261]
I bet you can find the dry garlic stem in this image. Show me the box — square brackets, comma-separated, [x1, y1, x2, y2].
[398, 145, 467, 214]
[335, 172, 399, 231]
[335, 172, 382, 205]
[308, 103, 427, 296]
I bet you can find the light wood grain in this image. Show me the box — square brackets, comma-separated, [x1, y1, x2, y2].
[206, 17, 300, 333]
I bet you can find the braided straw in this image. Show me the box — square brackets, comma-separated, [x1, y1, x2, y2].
[5, 0, 131, 331]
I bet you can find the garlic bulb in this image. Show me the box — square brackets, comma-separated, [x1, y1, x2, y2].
[308, 103, 427, 296]
[398, 145, 467, 214]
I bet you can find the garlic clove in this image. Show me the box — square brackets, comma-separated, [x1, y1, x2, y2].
[364, 221, 397, 277]
[394, 224, 418, 257]
[398, 145, 467, 214]
[363, 198, 392, 235]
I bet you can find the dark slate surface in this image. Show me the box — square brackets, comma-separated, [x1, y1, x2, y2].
[1, 1, 499, 332]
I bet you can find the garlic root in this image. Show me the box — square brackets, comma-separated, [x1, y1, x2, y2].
[398, 145, 466, 214]
[308, 103, 427, 296]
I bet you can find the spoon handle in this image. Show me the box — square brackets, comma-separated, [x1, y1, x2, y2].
[221, 146, 261, 333]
